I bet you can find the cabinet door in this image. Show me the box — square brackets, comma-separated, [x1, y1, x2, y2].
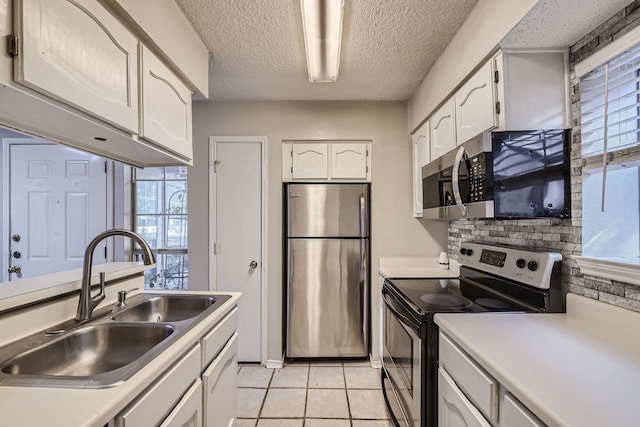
[430, 99, 456, 161]
[438, 368, 491, 427]
[500, 392, 546, 427]
[115, 344, 201, 427]
[412, 121, 430, 217]
[140, 45, 193, 160]
[203, 333, 238, 427]
[455, 61, 497, 145]
[330, 143, 368, 179]
[291, 143, 329, 179]
[160, 380, 203, 427]
[15, 0, 138, 133]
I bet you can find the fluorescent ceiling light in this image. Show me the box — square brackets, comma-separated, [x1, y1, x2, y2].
[300, 0, 345, 83]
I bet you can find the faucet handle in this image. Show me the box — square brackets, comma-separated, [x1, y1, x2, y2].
[117, 287, 139, 307]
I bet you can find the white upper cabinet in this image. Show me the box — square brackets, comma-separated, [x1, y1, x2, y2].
[455, 61, 497, 145]
[0, 0, 202, 167]
[140, 45, 193, 161]
[331, 143, 368, 179]
[14, 0, 139, 133]
[494, 50, 569, 131]
[291, 143, 329, 179]
[285, 141, 371, 182]
[430, 99, 456, 161]
[412, 120, 430, 217]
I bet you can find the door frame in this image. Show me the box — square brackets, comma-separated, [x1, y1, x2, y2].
[208, 136, 268, 364]
[1, 138, 114, 282]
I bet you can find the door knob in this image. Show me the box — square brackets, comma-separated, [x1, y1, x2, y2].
[249, 260, 258, 269]
[8, 265, 21, 276]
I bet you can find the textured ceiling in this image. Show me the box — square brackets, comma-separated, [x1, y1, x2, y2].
[174, 0, 478, 101]
[175, 0, 634, 101]
[501, 0, 633, 48]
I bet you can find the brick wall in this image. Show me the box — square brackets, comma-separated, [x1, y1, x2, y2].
[447, 0, 640, 312]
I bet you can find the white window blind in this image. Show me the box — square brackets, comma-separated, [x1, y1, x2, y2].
[580, 43, 640, 161]
[580, 40, 640, 260]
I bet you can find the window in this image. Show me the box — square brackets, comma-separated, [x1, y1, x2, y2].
[579, 32, 640, 260]
[134, 166, 188, 289]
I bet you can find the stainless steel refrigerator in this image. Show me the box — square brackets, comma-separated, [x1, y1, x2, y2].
[285, 183, 370, 358]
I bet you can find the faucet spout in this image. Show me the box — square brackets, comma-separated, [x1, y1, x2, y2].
[75, 229, 155, 322]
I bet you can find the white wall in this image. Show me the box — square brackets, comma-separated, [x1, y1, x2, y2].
[407, 0, 538, 133]
[189, 100, 448, 363]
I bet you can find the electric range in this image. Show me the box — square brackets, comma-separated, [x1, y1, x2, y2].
[381, 241, 564, 427]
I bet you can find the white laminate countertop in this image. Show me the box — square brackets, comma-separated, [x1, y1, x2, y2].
[378, 256, 460, 279]
[435, 293, 640, 427]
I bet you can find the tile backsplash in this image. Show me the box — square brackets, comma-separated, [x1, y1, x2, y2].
[448, 0, 640, 312]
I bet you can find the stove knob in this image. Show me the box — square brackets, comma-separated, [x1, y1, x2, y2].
[516, 258, 526, 268]
[527, 260, 538, 271]
[460, 248, 467, 255]
[466, 249, 474, 256]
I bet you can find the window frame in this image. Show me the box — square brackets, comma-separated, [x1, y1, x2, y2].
[132, 166, 188, 290]
[575, 24, 640, 281]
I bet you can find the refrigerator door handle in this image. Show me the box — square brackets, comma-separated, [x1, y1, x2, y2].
[360, 238, 368, 352]
[359, 194, 367, 237]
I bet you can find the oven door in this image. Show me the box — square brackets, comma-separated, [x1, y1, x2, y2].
[382, 286, 421, 427]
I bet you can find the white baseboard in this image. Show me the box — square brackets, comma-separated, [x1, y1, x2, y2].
[369, 360, 382, 369]
[265, 358, 284, 369]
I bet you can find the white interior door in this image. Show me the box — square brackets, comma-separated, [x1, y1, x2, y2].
[212, 138, 264, 363]
[8, 143, 107, 280]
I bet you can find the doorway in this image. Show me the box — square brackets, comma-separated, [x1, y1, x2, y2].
[209, 136, 267, 363]
[3, 139, 109, 281]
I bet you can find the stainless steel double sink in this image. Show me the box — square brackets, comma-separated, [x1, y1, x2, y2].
[0, 293, 231, 388]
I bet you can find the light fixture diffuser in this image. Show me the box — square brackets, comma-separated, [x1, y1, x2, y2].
[300, 0, 345, 83]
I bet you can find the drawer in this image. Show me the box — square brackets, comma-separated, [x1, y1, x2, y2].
[438, 368, 491, 427]
[439, 333, 498, 422]
[115, 344, 202, 427]
[500, 392, 546, 427]
[201, 307, 237, 369]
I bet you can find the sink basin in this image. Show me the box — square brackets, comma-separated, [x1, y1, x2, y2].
[0, 293, 233, 388]
[111, 295, 225, 322]
[0, 323, 174, 377]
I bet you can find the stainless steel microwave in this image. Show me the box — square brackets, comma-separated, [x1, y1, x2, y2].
[422, 130, 570, 220]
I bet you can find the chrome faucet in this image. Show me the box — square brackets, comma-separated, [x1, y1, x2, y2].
[75, 229, 155, 322]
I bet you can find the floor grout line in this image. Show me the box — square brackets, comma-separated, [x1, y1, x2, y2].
[238, 362, 389, 426]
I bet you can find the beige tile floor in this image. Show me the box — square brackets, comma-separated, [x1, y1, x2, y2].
[237, 360, 394, 426]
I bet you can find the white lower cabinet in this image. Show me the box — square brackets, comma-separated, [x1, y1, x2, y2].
[500, 392, 545, 427]
[438, 368, 491, 427]
[115, 344, 202, 426]
[439, 332, 547, 427]
[160, 379, 203, 427]
[203, 333, 238, 427]
[114, 307, 238, 427]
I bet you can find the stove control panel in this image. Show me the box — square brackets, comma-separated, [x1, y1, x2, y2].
[458, 241, 561, 289]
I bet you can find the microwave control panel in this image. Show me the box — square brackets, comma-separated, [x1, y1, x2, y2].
[467, 153, 492, 202]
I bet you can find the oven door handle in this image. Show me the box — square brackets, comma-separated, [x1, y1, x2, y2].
[452, 146, 467, 217]
[382, 290, 420, 332]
